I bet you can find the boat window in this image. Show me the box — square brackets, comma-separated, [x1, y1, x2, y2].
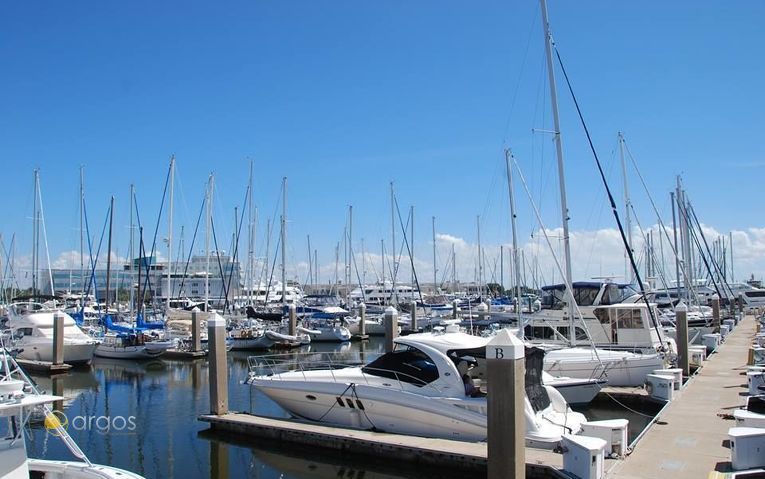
[575, 327, 589, 341]
[13, 328, 33, 339]
[593, 308, 610, 325]
[574, 286, 599, 307]
[361, 346, 439, 386]
[746, 291, 765, 298]
[524, 325, 556, 340]
[540, 287, 565, 310]
[615, 309, 644, 329]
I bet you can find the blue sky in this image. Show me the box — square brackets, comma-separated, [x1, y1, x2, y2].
[2, 1, 764, 286]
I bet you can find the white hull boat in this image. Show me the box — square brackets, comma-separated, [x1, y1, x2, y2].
[94, 335, 175, 359]
[248, 330, 587, 447]
[542, 347, 665, 387]
[7, 302, 99, 364]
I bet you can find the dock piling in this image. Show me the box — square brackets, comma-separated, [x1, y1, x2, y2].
[676, 302, 690, 378]
[53, 312, 65, 366]
[712, 295, 721, 330]
[452, 300, 459, 319]
[359, 302, 366, 337]
[208, 313, 228, 415]
[410, 301, 417, 332]
[384, 306, 398, 353]
[288, 303, 296, 336]
[486, 329, 525, 479]
[192, 311, 202, 352]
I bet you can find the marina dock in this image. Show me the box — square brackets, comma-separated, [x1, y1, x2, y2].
[605, 313, 756, 478]
[199, 412, 567, 478]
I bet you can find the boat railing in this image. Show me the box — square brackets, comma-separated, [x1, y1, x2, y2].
[247, 352, 447, 394]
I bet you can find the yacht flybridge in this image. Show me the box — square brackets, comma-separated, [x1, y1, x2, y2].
[247, 329, 588, 447]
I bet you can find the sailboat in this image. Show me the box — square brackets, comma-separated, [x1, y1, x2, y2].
[501, 0, 670, 388]
[93, 197, 174, 359]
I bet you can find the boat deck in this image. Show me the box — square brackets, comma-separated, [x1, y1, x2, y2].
[605, 313, 756, 479]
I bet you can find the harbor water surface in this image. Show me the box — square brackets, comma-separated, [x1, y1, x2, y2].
[25, 338, 656, 478]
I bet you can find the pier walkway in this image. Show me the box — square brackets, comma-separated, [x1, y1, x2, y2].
[606, 314, 755, 479]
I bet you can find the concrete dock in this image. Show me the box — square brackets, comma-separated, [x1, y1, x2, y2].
[199, 412, 567, 478]
[605, 314, 756, 479]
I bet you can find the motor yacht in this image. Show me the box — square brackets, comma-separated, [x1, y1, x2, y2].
[7, 301, 99, 364]
[247, 329, 587, 447]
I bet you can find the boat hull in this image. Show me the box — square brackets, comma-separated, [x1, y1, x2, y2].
[16, 341, 98, 364]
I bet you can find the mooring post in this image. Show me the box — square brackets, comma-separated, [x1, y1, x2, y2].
[208, 313, 228, 415]
[712, 295, 721, 331]
[676, 301, 690, 377]
[53, 312, 65, 366]
[452, 300, 459, 319]
[191, 311, 202, 352]
[359, 302, 367, 337]
[288, 303, 297, 336]
[487, 329, 525, 479]
[410, 301, 418, 332]
[384, 306, 398, 353]
[739, 293, 745, 315]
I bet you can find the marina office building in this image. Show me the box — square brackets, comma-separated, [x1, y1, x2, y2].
[44, 253, 241, 305]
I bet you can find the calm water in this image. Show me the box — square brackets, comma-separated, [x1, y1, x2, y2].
[24, 338, 657, 478]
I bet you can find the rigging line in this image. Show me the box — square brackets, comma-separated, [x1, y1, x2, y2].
[511, 154, 603, 363]
[224, 184, 251, 311]
[81, 203, 109, 311]
[622, 138, 696, 305]
[629, 203, 672, 294]
[677, 202, 725, 301]
[177, 194, 206, 299]
[502, 5, 540, 145]
[684, 199, 735, 299]
[553, 46, 663, 346]
[210, 217, 231, 311]
[140, 165, 171, 311]
[393, 197, 424, 303]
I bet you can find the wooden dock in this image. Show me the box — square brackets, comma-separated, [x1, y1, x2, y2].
[605, 314, 756, 479]
[199, 412, 567, 478]
[16, 359, 72, 374]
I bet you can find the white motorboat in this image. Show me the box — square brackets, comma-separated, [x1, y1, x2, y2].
[7, 301, 99, 364]
[299, 314, 351, 342]
[541, 346, 665, 387]
[93, 332, 175, 359]
[541, 371, 605, 405]
[248, 329, 587, 448]
[0, 342, 146, 479]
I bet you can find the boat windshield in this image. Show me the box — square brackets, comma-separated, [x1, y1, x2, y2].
[361, 346, 439, 386]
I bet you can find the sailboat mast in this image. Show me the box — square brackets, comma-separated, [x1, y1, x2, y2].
[432, 216, 437, 294]
[105, 197, 114, 311]
[619, 132, 634, 283]
[390, 182, 396, 304]
[540, 0, 576, 344]
[32, 169, 39, 296]
[505, 149, 523, 332]
[281, 176, 287, 305]
[476, 215, 482, 297]
[348, 205, 353, 305]
[129, 184, 135, 317]
[79, 166, 85, 297]
[167, 155, 175, 311]
[205, 175, 213, 309]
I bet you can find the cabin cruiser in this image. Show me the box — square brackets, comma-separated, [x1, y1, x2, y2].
[298, 312, 352, 342]
[247, 329, 587, 447]
[0, 340, 146, 479]
[6, 301, 99, 364]
[348, 281, 420, 306]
